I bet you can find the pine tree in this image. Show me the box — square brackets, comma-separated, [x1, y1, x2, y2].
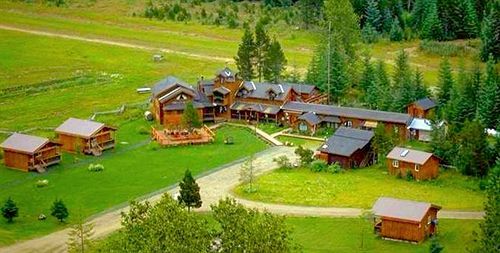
[323, 0, 361, 59]
[306, 47, 324, 89]
[375, 60, 392, 110]
[455, 120, 493, 177]
[437, 58, 454, 107]
[421, 0, 444, 40]
[480, 2, 500, 62]
[460, 0, 480, 39]
[177, 169, 202, 211]
[1, 197, 19, 223]
[182, 101, 202, 131]
[254, 20, 271, 82]
[235, 24, 255, 80]
[67, 214, 94, 253]
[429, 237, 444, 253]
[329, 47, 349, 104]
[263, 38, 287, 83]
[381, 8, 393, 34]
[239, 155, 256, 193]
[389, 18, 404, 41]
[359, 54, 376, 94]
[365, 0, 382, 31]
[470, 162, 500, 253]
[414, 68, 429, 99]
[393, 50, 414, 111]
[298, 0, 323, 29]
[411, 0, 429, 30]
[362, 23, 379, 43]
[476, 57, 500, 128]
[51, 199, 69, 222]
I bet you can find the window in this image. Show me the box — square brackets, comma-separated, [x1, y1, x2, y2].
[392, 160, 399, 168]
[345, 121, 353, 127]
[415, 164, 420, 172]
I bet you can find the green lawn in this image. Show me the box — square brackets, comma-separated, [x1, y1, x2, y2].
[276, 136, 324, 150]
[0, 120, 268, 246]
[289, 217, 479, 253]
[234, 165, 484, 210]
[91, 215, 479, 253]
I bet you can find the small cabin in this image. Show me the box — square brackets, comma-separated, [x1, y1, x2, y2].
[373, 197, 441, 243]
[407, 98, 437, 118]
[0, 133, 61, 172]
[316, 127, 375, 168]
[386, 147, 440, 180]
[55, 118, 116, 156]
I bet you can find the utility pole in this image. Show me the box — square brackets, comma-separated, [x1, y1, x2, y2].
[327, 21, 331, 105]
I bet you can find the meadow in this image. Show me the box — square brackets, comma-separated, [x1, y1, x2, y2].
[234, 165, 485, 210]
[0, 120, 268, 246]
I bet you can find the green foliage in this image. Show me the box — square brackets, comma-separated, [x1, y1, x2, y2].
[437, 58, 454, 107]
[389, 18, 404, 41]
[240, 155, 257, 193]
[430, 121, 455, 164]
[235, 24, 255, 80]
[88, 163, 104, 172]
[361, 23, 379, 44]
[470, 162, 500, 253]
[51, 199, 69, 222]
[405, 169, 414, 181]
[421, 0, 444, 40]
[364, 0, 381, 31]
[211, 198, 295, 252]
[455, 120, 493, 177]
[419, 40, 475, 57]
[480, 2, 500, 62]
[326, 162, 343, 174]
[476, 57, 500, 128]
[67, 214, 94, 253]
[36, 179, 49, 188]
[104, 195, 212, 252]
[392, 50, 415, 111]
[429, 237, 444, 253]
[298, 0, 323, 28]
[310, 159, 328, 172]
[254, 20, 271, 82]
[323, 0, 361, 59]
[177, 169, 202, 211]
[273, 155, 293, 170]
[1, 197, 18, 223]
[294, 145, 314, 166]
[372, 123, 395, 159]
[182, 101, 202, 130]
[264, 38, 287, 83]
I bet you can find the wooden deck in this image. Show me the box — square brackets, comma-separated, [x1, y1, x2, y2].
[151, 125, 215, 146]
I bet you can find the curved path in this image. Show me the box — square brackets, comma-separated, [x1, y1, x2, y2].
[0, 146, 484, 253]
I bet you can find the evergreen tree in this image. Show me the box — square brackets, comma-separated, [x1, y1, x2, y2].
[235, 25, 255, 80]
[429, 237, 444, 253]
[1, 197, 18, 223]
[381, 8, 393, 33]
[470, 162, 500, 253]
[254, 20, 271, 82]
[430, 120, 455, 164]
[67, 214, 94, 253]
[298, 0, 323, 28]
[414, 68, 429, 99]
[359, 54, 376, 94]
[455, 120, 493, 177]
[375, 60, 392, 110]
[264, 38, 287, 83]
[437, 58, 454, 107]
[51, 199, 69, 222]
[460, 0, 480, 39]
[329, 47, 349, 104]
[476, 57, 500, 128]
[480, 2, 500, 62]
[177, 169, 202, 211]
[390, 18, 404, 41]
[323, 0, 361, 59]
[421, 0, 444, 40]
[393, 50, 414, 111]
[362, 23, 379, 43]
[372, 123, 396, 160]
[182, 101, 202, 131]
[305, 47, 323, 88]
[365, 0, 382, 31]
[240, 155, 256, 193]
[446, 64, 471, 125]
[411, 0, 430, 30]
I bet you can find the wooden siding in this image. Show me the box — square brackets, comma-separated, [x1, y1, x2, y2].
[3, 150, 30, 171]
[380, 207, 439, 242]
[387, 156, 439, 180]
[407, 104, 434, 119]
[58, 128, 115, 155]
[318, 143, 373, 169]
[162, 108, 207, 127]
[2, 142, 61, 172]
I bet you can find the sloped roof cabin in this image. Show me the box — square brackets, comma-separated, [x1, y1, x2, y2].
[386, 147, 440, 180]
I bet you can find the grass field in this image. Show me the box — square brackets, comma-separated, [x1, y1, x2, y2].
[276, 136, 324, 150]
[91, 215, 479, 253]
[0, 120, 268, 246]
[234, 165, 485, 210]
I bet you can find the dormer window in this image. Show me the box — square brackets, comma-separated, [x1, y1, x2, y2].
[268, 90, 277, 100]
[176, 94, 188, 100]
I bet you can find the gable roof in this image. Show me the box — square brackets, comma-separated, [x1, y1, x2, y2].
[238, 81, 293, 101]
[413, 97, 437, 110]
[55, 118, 106, 138]
[0, 133, 50, 154]
[282, 102, 412, 125]
[213, 86, 231, 95]
[291, 84, 317, 94]
[151, 76, 193, 98]
[386, 147, 434, 165]
[217, 67, 235, 78]
[230, 101, 281, 115]
[373, 197, 441, 223]
[298, 112, 322, 125]
[318, 127, 374, 157]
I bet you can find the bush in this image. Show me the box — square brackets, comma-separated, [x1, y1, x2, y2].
[405, 170, 414, 181]
[419, 40, 473, 57]
[294, 146, 314, 166]
[326, 162, 343, 174]
[310, 160, 328, 172]
[88, 163, 104, 172]
[273, 155, 292, 170]
[36, 179, 49, 188]
[361, 24, 379, 44]
[137, 126, 150, 135]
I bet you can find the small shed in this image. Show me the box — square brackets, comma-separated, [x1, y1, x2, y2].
[373, 197, 441, 243]
[55, 118, 116, 156]
[0, 133, 61, 172]
[386, 147, 440, 180]
[407, 97, 437, 118]
[316, 127, 374, 168]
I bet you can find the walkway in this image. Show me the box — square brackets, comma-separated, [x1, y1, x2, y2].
[0, 145, 484, 253]
[224, 122, 283, 146]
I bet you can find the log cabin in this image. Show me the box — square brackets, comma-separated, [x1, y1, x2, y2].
[152, 76, 215, 127]
[407, 97, 437, 118]
[386, 147, 440, 180]
[282, 101, 413, 140]
[0, 133, 61, 172]
[316, 127, 375, 168]
[373, 197, 441, 243]
[55, 118, 116, 156]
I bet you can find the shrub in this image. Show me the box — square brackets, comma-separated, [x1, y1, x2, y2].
[295, 146, 314, 166]
[310, 160, 328, 172]
[419, 40, 473, 57]
[361, 24, 379, 44]
[326, 162, 343, 174]
[137, 126, 150, 135]
[36, 179, 49, 188]
[396, 170, 403, 179]
[273, 155, 292, 170]
[405, 170, 414, 181]
[88, 163, 104, 172]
